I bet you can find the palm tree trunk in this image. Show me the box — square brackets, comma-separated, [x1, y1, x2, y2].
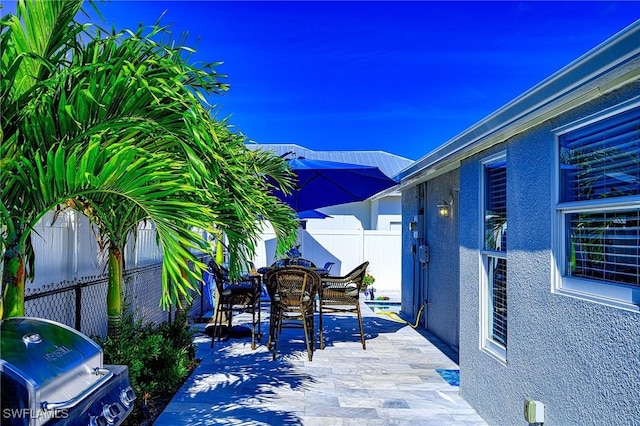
[174, 267, 189, 325]
[107, 246, 123, 339]
[1, 241, 26, 319]
[216, 238, 225, 265]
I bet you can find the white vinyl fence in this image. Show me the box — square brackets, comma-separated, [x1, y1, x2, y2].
[30, 211, 166, 289]
[252, 228, 401, 292]
[31, 211, 401, 293]
[20, 211, 401, 335]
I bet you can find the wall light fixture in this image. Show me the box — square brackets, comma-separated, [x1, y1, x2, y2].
[437, 194, 454, 217]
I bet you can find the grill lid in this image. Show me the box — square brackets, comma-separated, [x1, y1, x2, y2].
[0, 317, 102, 387]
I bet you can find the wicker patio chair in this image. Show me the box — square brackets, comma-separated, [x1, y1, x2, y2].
[318, 261, 369, 350]
[264, 266, 321, 361]
[208, 261, 262, 350]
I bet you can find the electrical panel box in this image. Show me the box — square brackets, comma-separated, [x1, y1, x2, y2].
[418, 245, 429, 264]
[524, 399, 545, 424]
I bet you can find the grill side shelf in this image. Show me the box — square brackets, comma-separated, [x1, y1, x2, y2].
[40, 369, 113, 410]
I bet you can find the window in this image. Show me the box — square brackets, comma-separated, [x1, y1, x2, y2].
[481, 154, 507, 360]
[556, 102, 640, 310]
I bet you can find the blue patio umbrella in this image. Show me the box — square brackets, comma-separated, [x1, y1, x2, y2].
[297, 209, 331, 231]
[274, 157, 397, 212]
[297, 209, 331, 220]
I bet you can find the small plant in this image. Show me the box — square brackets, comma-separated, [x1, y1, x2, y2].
[362, 273, 375, 291]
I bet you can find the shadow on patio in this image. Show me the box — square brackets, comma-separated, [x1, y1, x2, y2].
[154, 308, 486, 425]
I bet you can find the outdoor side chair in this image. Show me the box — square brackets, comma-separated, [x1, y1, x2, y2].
[264, 266, 321, 361]
[207, 261, 262, 350]
[318, 261, 369, 350]
[322, 262, 335, 273]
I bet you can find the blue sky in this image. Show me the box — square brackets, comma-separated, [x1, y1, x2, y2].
[6, 1, 640, 160]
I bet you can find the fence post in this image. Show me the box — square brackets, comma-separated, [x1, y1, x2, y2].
[75, 282, 82, 332]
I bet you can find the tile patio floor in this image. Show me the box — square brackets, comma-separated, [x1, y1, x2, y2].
[154, 302, 487, 425]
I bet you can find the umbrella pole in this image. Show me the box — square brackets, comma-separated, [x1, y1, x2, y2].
[298, 220, 306, 256]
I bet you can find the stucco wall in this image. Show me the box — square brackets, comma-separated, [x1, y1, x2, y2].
[424, 171, 460, 351]
[400, 171, 461, 352]
[401, 185, 421, 320]
[459, 83, 640, 425]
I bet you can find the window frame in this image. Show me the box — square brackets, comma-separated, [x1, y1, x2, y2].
[553, 98, 640, 312]
[480, 151, 508, 363]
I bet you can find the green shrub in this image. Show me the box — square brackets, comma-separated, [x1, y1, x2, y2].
[95, 310, 196, 398]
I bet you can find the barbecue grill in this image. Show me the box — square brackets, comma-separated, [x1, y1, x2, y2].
[1, 318, 135, 426]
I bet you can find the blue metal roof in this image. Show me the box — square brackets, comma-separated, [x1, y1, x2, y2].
[245, 143, 413, 179]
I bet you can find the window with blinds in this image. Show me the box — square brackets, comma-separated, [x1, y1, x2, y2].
[488, 257, 507, 346]
[485, 160, 507, 251]
[482, 155, 507, 358]
[567, 211, 639, 287]
[560, 108, 640, 202]
[559, 106, 640, 292]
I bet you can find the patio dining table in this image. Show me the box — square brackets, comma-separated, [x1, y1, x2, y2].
[257, 258, 331, 277]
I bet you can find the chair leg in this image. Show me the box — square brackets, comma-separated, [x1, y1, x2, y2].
[267, 312, 274, 349]
[267, 303, 278, 349]
[309, 312, 316, 358]
[318, 304, 325, 349]
[272, 310, 282, 361]
[211, 303, 223, 348]
[250, 304, 257, 350]
[302, 311, 313, 362]
[356, 305, 366, 350]
[256, 299, 262, 342]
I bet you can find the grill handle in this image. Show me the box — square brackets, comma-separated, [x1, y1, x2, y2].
[41, 368, 114, 410]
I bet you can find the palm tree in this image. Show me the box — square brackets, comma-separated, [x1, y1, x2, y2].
[1, 0, 91, 317]
[1, 140, 211, 318]
[1, 0, 299, 329]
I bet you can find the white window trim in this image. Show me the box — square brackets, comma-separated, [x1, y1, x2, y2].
[480, 251, 508, 363]
[552, 95, 640, 135]
[479, 152, 508, 363]
[552, 102, 640, 312]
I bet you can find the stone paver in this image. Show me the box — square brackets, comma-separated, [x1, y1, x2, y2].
[154, 303, 487, 425]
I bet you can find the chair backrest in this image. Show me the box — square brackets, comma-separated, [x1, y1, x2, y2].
[208, 261, 229, 293]
[266, 266, 321, 307]
[202, 269, 216, 308]
[345, 261, 369, 285]
[320, 261, 370, 302]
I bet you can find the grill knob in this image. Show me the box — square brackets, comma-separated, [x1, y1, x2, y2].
[102, 403, 120, 423]
[89, 416, 108, 426]
[119, 387, 136, 407]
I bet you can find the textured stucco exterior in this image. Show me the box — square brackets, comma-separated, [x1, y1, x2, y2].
[401, 184, 421, 320]
[458, 83, 640, 425]
[399, 22, 640, 425]
[401, 171, 460, 352]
